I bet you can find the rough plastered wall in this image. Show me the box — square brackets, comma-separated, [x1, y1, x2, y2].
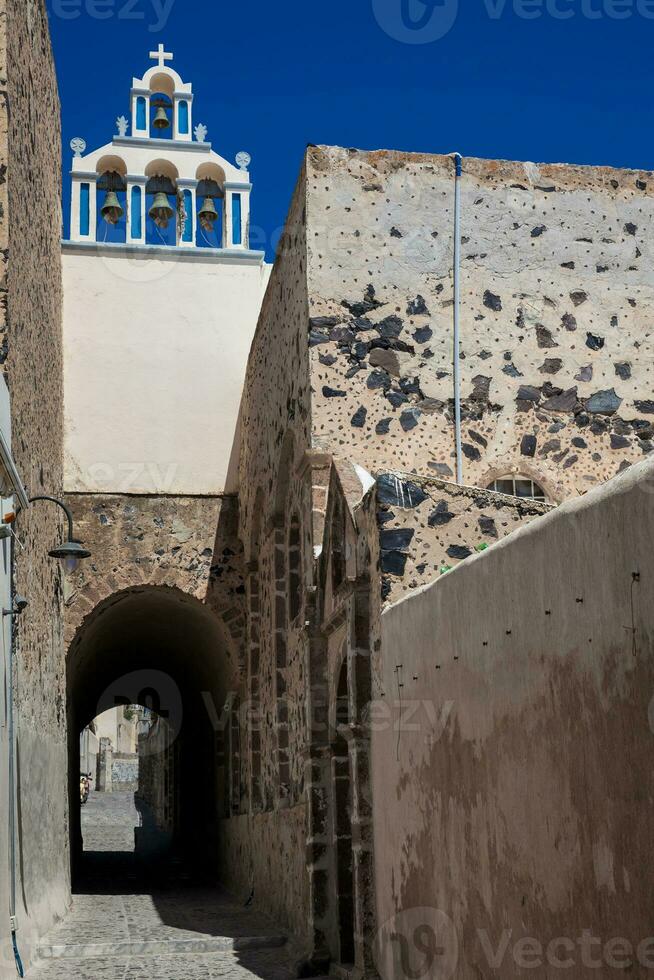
[221, 165, 313, 944]
[375, 471, 551, 604]
[306, 146, 654, 503]
[375, 456, 654, 980]
[0, 0, 66, 973]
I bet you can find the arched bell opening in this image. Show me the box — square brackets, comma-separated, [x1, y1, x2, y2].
[67, 585, 235, 886]
[96, 156, 128, 244]
[150, 89, 174, 139]
[145, 160, 179, 247]
[195, 163, 226, 249]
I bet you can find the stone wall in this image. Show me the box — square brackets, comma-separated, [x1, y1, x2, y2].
[111, 755, 138, 792]
[0, 1, 66, 975]
[221, 164, 314, 945]
[305, 146, 654, 502]
[375, 471, 551, 604]
[376, 456, 654, 979]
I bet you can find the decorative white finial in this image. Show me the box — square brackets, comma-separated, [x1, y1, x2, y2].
[116, 116, 129, 137]
[149, 43, 173, 69]
[194, 123, 208, 143]
[70, 138, 86, 158]
[236, 151, 251, 172]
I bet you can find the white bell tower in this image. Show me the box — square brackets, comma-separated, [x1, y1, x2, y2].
[61, 48, 271, 499]
[67, 45, 255, 254]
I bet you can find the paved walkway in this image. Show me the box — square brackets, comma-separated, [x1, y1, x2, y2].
[25, 793, 318, 980]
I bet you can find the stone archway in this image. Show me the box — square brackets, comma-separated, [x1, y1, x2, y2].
[67, 584, 236, 881]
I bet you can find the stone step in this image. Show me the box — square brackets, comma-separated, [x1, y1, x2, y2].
[36, 933, 288, 960]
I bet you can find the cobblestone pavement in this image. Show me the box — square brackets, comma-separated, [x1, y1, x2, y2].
[25, 793, 320, 980]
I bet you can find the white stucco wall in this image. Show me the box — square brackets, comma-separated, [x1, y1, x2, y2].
[63, 247, 271, 495]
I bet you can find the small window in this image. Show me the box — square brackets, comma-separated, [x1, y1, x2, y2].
[488, 476, 546, 502]
[79, 183, 90, 236]
[130, 186, 142, 240]
[178, 100, 189, 135]
[232, 193, 242, 246]
[136, 96, 147, 131]
[182, 189, 193, 243]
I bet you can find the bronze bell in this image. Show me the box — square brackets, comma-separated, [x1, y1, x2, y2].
[149, 192, 174, 229]
[152, 106, 170, 130]
[101, 191, 124, 225]
[198, 196, 219, 231]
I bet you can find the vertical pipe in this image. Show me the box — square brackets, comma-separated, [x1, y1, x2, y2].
[452, 153, 463, 486]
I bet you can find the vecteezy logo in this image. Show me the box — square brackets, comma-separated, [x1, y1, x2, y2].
[374, 907, 458, 980]
[372, 0, 459, 44]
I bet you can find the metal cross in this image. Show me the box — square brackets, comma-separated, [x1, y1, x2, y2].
[149, 44, 173, 68]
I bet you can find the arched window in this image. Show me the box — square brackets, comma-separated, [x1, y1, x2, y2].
[135, 96, 147, 131]
[178, 100, 190, 135]
[288, 514, 302, 623]
[488, 476, 547, 502]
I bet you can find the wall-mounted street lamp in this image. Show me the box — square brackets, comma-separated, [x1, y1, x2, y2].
[26, 496, 92, 571]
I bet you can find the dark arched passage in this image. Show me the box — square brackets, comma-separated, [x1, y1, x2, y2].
[67, 585, 235, 882]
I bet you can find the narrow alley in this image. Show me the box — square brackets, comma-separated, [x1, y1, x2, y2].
[25, 793, 317, 980]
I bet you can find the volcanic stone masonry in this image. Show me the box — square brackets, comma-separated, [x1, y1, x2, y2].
[305, 146, 654, 503]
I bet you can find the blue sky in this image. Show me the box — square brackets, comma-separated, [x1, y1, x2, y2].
[49, 0, 654, 259]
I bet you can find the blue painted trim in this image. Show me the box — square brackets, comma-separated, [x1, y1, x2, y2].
[182, 189, 193, 243]
[178, 101, 189, 135]
[136, 97, 147, 131]
[232, 193, 242, 246]
[80, 183, 90, 236]
[131, 186, 142, 240]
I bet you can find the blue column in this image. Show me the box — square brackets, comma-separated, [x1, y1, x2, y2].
[232, 193, 242, 246]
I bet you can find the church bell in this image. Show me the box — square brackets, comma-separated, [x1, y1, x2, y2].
[149, 192, 175, 229]
[152, 105, 170, 130]
[101, 191, 124, 225]
[198, 197, 219, 231]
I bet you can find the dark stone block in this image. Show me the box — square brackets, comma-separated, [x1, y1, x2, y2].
[376, 315, 404, 339]
[310, 316, 340, 329]
[575, 365, 593, 382]
[540, 438, 561, 454]
[380, 529, 415, 553]
[585, 388, 622, 415]
[400, 409, 421, 432]
[635, 400, 654, 414]
[539, 358, 563, 374]
[463, 443, 481, 461]
[428, 501, 455, 527]
[562, 313, 577, 331]
[468, 429, 488, 448]
[615, 362, 632, 380]
[536, 325, 558, 349]
[471, 375, 491, 401]
[309, 330, 330, 347]
[478, 516, 498, 538]
[367, 370, 391, 391]
[483, 290, 502, 312]
[517, 385, 541, 403]
[572, 437, 587, 449]
[390, 226, 403, 238]
[381, 551, 408, 576]
[413, 326, 433, 344]
[542, 388, 580, 413]
[447, 545, 473, 560]
[503, 363, 523, 378]
[611, 434, 631, 449]
[521, 434, 537, 457]
[322, 386, 347, 398]
[531, 225, 547, 237]
[376, 418, 392, 435]
[351, 406, 367, 428]
[377, 474, 428, 508]
[586, 333, 605, 351]
[330, 326, 356, 344]
[570, 290, 588, 307]
[407, 295, 429, 316]
[319, 353, 337, 366]
[625, 222, 637, 236]
[386, 390, 409, 408]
